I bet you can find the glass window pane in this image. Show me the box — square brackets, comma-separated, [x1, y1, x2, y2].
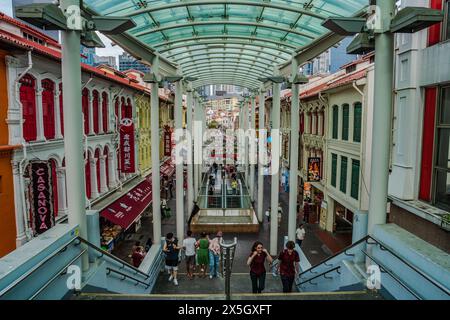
[353, 102, 362, 143]
[436, 128, 450, 170]
[342, 104, 349, 141]
[440, 87, 450, 125]
[435, 169, 450, 210]
[340, 156, 347, 193]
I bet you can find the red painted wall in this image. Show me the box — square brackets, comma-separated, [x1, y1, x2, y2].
[428, 0, 443, 46]
[419, 87, 437, 201]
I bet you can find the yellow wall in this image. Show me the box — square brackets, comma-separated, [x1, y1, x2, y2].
[136, 94, 151, 175]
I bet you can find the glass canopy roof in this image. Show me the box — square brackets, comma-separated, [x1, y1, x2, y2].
[84, 0, 368, 89]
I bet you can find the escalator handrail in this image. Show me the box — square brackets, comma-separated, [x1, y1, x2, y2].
[296, 266, 341, 287]
[76, 237, 150, 280]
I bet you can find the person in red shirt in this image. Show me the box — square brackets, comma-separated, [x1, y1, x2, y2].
[247, 241, 273, 294]
[277, 241, 300, 292]
[131, 246, 145, 267]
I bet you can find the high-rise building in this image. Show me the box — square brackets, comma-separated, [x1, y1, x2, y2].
[94, 55, 117, 68]
[12, 0, 59, 40]
[118, 52, 150, 73]
[80, 46, 96, 66]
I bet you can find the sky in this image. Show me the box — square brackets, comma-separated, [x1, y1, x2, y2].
[0, 0, 124, 66]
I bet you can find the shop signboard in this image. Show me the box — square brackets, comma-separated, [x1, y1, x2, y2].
[307, 157, 321, 182]
[30, 161, 55, 234]
[119, 118, 135, 173]
[164, 128, 172, 156]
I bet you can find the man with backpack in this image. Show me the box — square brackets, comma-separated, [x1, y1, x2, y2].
[163, 232, 181, 286]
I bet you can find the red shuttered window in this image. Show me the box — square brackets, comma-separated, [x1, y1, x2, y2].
[95, 149, 101, 193]
[59, 83, 64, 136]
[92, 90, 99, 134]
[20, 74, 37, 141]
[428, 0, 443, 46]
[82, 88, 89, 134]
[42, 79, 55, 140]
[102, 92, 108, 132]
[104, 146, 109, 187]
[49, 159, 58, 217]
[85, 152, 91, 199]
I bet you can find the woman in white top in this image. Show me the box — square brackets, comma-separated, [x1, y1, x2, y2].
[295, 223, 306, 248]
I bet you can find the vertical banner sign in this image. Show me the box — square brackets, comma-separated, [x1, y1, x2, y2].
[120, 118, 135, 173]
[164, 128, 172, 156]
[307, 157, 321, 182]
[30, 161, 54, 234]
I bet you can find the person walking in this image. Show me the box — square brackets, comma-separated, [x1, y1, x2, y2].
[277, 241, 300, 293]
[295, 223, 306, 248]
[196, 232, 210, 278]
[182, 230, 197, 279]
[208, 231, 222, 279]
[277, 203, 283, 227]
[247, 241, 273, 294]
[168, 177, 174, 199]
[265, 206, 271, 223]
[131, 246, 145, 267]
[163, 232, 181, 286]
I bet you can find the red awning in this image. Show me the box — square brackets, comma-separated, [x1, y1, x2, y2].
[160, 158, 175, 177]
[100, 175, 152, 230]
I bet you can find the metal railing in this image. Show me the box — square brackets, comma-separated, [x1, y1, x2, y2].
[296, 235, 450, 298]
[106, 268, 150, 289]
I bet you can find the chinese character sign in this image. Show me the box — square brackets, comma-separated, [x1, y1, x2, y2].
[164, 128, 172, 156]
[120, 118, 135, 173]
[307, 157, 321, 182]
[30, 161, 55, 234]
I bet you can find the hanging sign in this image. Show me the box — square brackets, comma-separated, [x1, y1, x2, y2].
[120, 118, 135, 173]
[164, 128, 172, 156]
[307, 157, 321, 182]
[30, 161, 55, 234]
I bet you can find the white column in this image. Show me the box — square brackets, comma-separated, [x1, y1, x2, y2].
[11, 161, 28, 246]
[99, 155, 108, 193]
[257, 90, 265, 222]
[56, 167, 68, 216]
[90, 157, 99, 199]
[193, 96, 200, 199]
[270, 81, 281, 256]
[88, 90, 95, 135]
[151, 81, 161, 243]
[174, 80, 184, 242]
[249, 96, 256, 201]
[55, 89, 63, 139]
[35, 86, 45, 141]
[244, 100, 249, 184]
[186, 88, 194, 214]
[98, 93, 104, 134]
[288, 82, 300, 241]
[108, 151, 118, 188]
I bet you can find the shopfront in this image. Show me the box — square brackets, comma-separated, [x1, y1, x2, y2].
[99, 174, 153, 252]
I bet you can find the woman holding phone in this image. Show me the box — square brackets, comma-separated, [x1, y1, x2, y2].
[247, 241, 273, 294]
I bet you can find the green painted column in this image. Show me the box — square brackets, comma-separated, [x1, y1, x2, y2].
[367, 0, 396, 234]
[60, 0, 87, 270]
[174, 80, 184, 242]
[151, 81, 161, 243]
[270, 82, 281, 256]
[288, 82, 300, 241]
[257, 89, 266, 222]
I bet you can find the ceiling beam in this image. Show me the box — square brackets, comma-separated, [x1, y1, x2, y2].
[166, 46, 290, 60]
[174, 51, 284, 65]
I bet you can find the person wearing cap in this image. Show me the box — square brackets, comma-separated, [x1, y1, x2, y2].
[208, 231, 223, 279]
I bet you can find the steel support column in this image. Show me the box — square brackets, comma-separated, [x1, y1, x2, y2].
[249, 96, 256, 201]
[151, 81, 161, 243]
[367, 0, 395, 235]
[60, 0, 88, 270]
[186, 87, 194, 215]
[174, 80, 184, 242]
[257, 89, 266, 222]
[270, 82, 281, 256]
[288, 82, 300, 241]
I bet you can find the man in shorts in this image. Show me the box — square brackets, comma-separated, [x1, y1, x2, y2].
[182, 230, 197, 279]
[163, 232, 181, 285]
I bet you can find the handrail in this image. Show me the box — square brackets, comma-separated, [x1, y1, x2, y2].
[76, 237, 150, 280]
[298, 235, 368, 278]
[365, 236, 450, 296]
[361, 250, 422, 300]
[297, 266, 341, 287]
[29, 249, 87, 300]
[106, 267, 150, 289]
[0, 236, 80, 297]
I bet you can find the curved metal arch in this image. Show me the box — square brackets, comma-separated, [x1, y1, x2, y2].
[182, 62, 270, 74]
[188, 70, 261, 81]
[120, 1, 327, 21]
[165, 46, 291, 60]
[178, 57, 273, 70]
[153, 35, 298, 50]
[159, 40, 294, 55]
[193, 74, 261, 83]
[184, 66, 268, 77]
[193, 78, 260, 89]
[134, 21, 317, 40]
[175, 51, 284, 65]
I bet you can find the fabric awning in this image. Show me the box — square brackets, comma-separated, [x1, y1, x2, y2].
[100, 175, 152, 230]
[160, 158, 175, 177]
